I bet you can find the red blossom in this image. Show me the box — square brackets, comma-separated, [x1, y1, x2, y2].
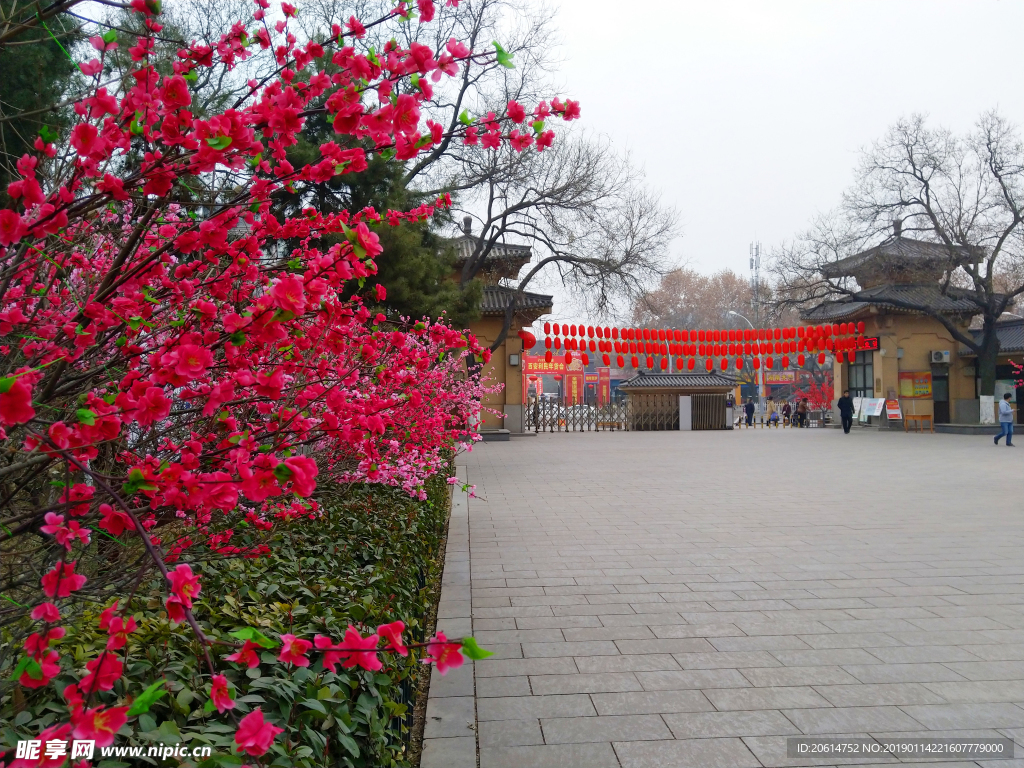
[234, 708, 284, 757]
[377, 620, 409, 656]
[424, 630, 464, 675]
[40, 561, 87, 598]
[277, 633, 312, 666]
[210, 674, 236, 712]
[72, 705, 129, 748]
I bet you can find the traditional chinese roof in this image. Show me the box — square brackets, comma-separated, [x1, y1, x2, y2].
[480, 285, 553, 317]
[801, 285, 982, 322]
[821, 236, 984, 286]
[961, 317, 1024, 357]
[617, 371, 738, 390]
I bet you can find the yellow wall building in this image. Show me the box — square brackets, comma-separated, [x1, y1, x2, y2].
[448, 218, 553, 437]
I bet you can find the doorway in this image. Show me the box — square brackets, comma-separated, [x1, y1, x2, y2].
[932, 370, 950, 424]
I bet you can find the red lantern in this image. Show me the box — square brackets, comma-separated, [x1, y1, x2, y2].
[554, 338, 561, 350]
[773, 328, 781, 340]
[857, 321, 865, 333]
[705, 358, 713, 371]
[687, 358, 695, 370]
[544, 322, 551, 334]
[646, 355, 654, 369]
[818, 353, 826, 365]
[836, 351, 845, 363]
[612, 328, 619, 339]
[782, 355, 790, 368]
[753, 357, 761, 369]
[676, 357, 684, 370]
[617, 355, 624, 367]
[797, 326, 805, 338]
[565, 352, 572, 364]
[545, 337, 552, 349]
[660, 357, 668, 370]
[568, 324, 575, 336]
[588, 325, 595, 337]
[720, 357, 728, 370]
[797, 353, 805, 366]
[839, 322, 848, 335]
[631, 355, 639, 368]
[582, 353, 590, 365]
[545, 350, 552, 362]
[602, 354, 611, 366]
[553, 374, 562, 381]
[735, 358, 743, 370]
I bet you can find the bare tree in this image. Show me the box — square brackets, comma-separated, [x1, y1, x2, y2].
[772, 111, 1024, 395]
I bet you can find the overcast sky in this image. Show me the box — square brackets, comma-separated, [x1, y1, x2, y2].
[545, 0, 1024, 289]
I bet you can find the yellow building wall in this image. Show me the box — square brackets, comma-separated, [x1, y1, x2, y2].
[827, 313, 976, 423]
[466, 316, 525, 432]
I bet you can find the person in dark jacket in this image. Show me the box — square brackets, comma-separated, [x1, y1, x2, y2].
[837, 389, 855, 434]
[744, 398, 755, 426]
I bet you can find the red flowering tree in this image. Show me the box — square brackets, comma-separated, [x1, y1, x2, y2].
[0, 0, 577, 761]
[792, 377, 834, 412]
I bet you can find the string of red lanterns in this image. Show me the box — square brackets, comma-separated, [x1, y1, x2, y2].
[532, 321, 867, 370]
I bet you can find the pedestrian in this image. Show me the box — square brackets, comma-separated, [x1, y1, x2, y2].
[837, 389, 855, 434]
[744, 398, 755, 427]
[767, 399, 779, 426]
[995, 392, 1015, 447]
[781, 401, 792, 426]
[797, 398, 808, 428]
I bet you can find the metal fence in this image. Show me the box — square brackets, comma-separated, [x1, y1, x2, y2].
[525, 394, 729, 432]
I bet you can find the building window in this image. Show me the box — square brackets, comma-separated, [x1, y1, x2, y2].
[848, 351, 873, 398]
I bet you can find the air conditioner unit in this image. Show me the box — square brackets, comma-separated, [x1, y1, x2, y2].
[931, 350, 951, 364]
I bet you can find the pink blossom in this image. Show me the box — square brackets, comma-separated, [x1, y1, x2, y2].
[507, 100, 526, 123]
[73, 705, 129, 748]
[172, 344, 213, 381]
[41, 561, 87, 598]
[80, 653, 123, 693]
[277, 633, 312, 666]
[234, 708, 284, 757]
[167, 563, 201, 608]
[225, 639, 263, 668]
[210, 674, 236, 712]
[377, 620, 409, 656]
[30, 602, 60, 622]
[424, 630, 464, 675]
[0, 376, 34, 425]
[0, 209, 25, 246]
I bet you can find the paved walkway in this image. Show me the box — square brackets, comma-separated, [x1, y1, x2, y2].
[426, 428, 1024, 768]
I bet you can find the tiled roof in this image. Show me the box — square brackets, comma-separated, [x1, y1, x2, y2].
[963, 318, 1024, 356]
[801, 285, 982, 322]
[821, 237, 984, 277]
[480, 285, 553, 316]
[450, 234, 532, 263]
[618, 372, 738, 390]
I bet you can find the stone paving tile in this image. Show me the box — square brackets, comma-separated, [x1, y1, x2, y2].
[459, 432, 1022, 765]
[541, 714, 672, 743]
[591, 689, 715, 715]
[614, 737, 762, 768]
[663, 709, 802, 738]
[479, 743, 620, 768]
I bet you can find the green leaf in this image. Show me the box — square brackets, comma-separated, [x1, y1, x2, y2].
[127, 680, 167, 716]
[10, 655, 41, 681]
[273, 463, 293, 482]
[38, 125, 60, 144]
[206, 135, 233, 151]
[182, 69, 198, 82]
[76, 408, 96, 426]
[301, 698, 327, 715]
[458, 636, 494, 660]
[492, 41, 515, 69]
[229, 331, 247, 346]
[230, 627, 278, 648]
[0, 376, 14, 394]
[102, 29, 118, 44]
[532, 119, 545, 134]
[459, 109, 473, 126]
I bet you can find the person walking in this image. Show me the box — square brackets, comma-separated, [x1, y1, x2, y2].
[767, 399, 779, 426]
[995, 392, 1015, 446]
[796, 398, 808, 428]
[781, 401, 792, 426]
[744, 398, 755, 427]
[837, 389, 855, 434]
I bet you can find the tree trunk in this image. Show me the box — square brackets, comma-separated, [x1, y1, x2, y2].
[976, 319, 1001, 397]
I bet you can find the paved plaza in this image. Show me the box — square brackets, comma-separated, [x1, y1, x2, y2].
[423, 428, 1024, 768]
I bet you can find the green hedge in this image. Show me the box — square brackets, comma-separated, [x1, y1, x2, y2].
[1, 474, 451, 767]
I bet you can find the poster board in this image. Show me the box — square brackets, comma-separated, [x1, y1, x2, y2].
[885, 399, 903, 420]
[852, 397, 863, 419]
[898, 371, 932, 398]
[995, 380, 1017, 403]
[863, 398, 885, 417]
[980, 395, 995, 424]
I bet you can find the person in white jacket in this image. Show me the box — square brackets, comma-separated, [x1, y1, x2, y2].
[995, 392, 1015, 447]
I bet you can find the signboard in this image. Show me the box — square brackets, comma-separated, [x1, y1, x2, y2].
[765, 371, 796, 384]
[584, 372, 599, 383]
[995, 379, 1017, 403]
[885, 399, 903, 420]
[852, 397, 863, 419]
[598, 367, 610, 406]
[863, 398, 885, 417]
[522, 355, 584, 404]
[855, 336, 880, 351]
[898, 371, 932, 398]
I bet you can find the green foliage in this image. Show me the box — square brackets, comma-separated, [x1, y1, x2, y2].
[1, 476, 451, 767]
[0, 4, 81, 191]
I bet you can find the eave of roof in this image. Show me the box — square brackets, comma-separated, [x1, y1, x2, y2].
[618, 372, 738, 390]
